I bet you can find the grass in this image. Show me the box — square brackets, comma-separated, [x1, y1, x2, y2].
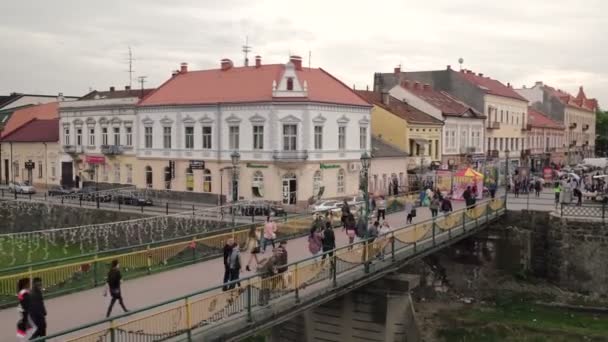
[438, 292, 608, 341]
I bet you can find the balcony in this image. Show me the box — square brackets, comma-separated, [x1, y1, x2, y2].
[63, 145, 83, 154]
[486, 150, 499, 158]
[459, 146, 477, 154]
[487, 122, 500, 129]
[101, 145, 124, 155]
[272, 150, 308, 163]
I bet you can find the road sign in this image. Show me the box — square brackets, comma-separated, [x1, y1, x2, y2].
[189, 160, 205, 170]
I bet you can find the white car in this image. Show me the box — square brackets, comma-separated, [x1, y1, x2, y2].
[9, 181, 36, 194]
[311, 200, 342, 213]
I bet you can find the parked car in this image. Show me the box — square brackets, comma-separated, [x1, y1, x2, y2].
[310, 200, 341, 213]
[115, 193, 153, 206]
[77, 187, 112, 202]
[9, 181, 36, 194]
[48, 185, 74, 196]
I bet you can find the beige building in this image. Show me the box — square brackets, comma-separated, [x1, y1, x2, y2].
[369, 137, 409, 195]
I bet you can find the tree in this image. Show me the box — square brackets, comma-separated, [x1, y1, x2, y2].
[595, 108, 608, 156]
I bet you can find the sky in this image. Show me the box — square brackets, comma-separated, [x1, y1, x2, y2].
[1, 0, 606, 106]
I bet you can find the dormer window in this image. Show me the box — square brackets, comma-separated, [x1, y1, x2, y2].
[287, 77, 294, 91]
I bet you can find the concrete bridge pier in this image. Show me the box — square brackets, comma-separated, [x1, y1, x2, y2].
[270, 273, 421, 342]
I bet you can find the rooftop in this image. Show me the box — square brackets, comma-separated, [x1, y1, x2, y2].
[457, 69, 527, 102]
[528, 107, 565, 130]
[80, 87, 155, 100]
[544, 85, 597, 112]
[397, 80, 485, 118]
[0, 93, 78, 110]
[0, 118, 59, 142]
[139, 60, 370, 107]
[371, 136, 408, 158]
[0, 102, 58, 138]
[356, 90, 443, 125]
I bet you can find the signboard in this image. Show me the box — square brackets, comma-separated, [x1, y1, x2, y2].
[24, 161, 35, 170]
[320, 164, 340, 169]
[85, 155, 106, 165]
[189, 160, 205, 170]
[169, 160, 176, 179]
[246, 163, 268, 169]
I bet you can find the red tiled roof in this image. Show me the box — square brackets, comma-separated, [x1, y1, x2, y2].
[398, 81, 485, 118]
[1, 102, 58, 138]
[527, 107, 564, 130]
[139, 64, 369, 107]
[457, 70, 527, 102]
[356, 90, 443, 125]
[1, 118, 59, 142]
[544, 85, 597, 111]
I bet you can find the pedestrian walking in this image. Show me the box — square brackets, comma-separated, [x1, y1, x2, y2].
[340, 200, 350, 228]
[308, 225, 323, 255]
[16, 278, 32, 339]
[430, 196, 440, 218]
[573, 187, 583, 206]
[376, 196, 386, 221]
[489, 182, 497, 199]
[228, 239, 242, 289]
[344, 213, 357, 247]
[29, 277, 47, 339]
[441, 196, 453, 214]
[321, 221, 336, 261]
[105, 260, 128, 318]
[245, 226, 261, 272]
[535, 179, 542, 197]
[554, 182, 562, 207]
[463, 186, 475, 209]
[257, 256, 277, 306]
[262, 216, 278, 253]
[405, 201, 414, 224]
[222, 238, 235, 291]
[378, 221, 392, 259]
[514, 181, 520, 198]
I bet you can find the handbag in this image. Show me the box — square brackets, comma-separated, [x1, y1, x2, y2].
[411, 208, 417, 217]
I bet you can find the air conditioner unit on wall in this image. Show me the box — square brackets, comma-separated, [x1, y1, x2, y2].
[348, 162, 361, 173]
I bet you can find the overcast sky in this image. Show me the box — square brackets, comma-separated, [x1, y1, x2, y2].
[1, 0, 606, 106]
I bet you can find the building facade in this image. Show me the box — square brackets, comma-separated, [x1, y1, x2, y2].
[58, 87, 152, 188]
[369, 137, 408, 195]
[388, 80, 486, 169]
[135, 57, 371, 206]
[516, 82, 598, 164]
[525, 107, 566, 169]
[357, 90, 443, 171]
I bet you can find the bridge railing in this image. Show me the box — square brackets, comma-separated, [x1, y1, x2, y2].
[560, 202, 607, 220]
[32, 198, 506, 342]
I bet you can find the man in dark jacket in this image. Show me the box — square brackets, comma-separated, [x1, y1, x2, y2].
[30, 277, 47, 338]
[463, 186, 476, 209]
[222, 238, 235, 291]
[321, 222, 336, 260]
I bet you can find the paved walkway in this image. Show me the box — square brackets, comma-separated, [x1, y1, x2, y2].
[0, 193, 509, 339]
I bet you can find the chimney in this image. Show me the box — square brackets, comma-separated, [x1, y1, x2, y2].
[401, 80, 410, 88]
[221, 59, 233, 71]
[507, 82, 512, 88]
[478, 73, 483, 77]
[381, 92, 390, 106]
[180, 62, 188, 73]
[394, 66, 401, 74]
[109, 86, 115, 92]
[423, 84, 430, 90]
[125, 86, 131, 91]
[289, 56, 302, 70]
[57, 92, 64, 102]
[255, 55, 261, 68]
[447, 65, 451, 70]
[172, 70, 179, 77]
[535, 81, 543, 87]
[413, 81, 420, 90]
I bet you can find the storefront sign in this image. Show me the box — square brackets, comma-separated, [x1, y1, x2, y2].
[543, 167, 553, 182]
[189, 160, 205, 170]
[246, 163, 268, 169]
[24, 160, 35, 170]
[320, 163, 340, 169]
[85, 155, 105, 165]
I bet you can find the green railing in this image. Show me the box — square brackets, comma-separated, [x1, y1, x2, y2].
[33, 198, 506, 342]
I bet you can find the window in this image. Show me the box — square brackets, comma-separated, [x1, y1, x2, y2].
[145, 166, 153, 188]
[510, 138, 514, 151]
[126, 127, 132, 146]
[64, 128, 70, 145]
[51, 162, 56, 178]
[500, 110, 503, 122]
[313, 170, 322, 197]
[359, 127, 367, 150]
[102, 127, 108, 145]
[102, 164, 108, 182]
[114, 163, 120, 183]
[76, 129, 82, 146]
[283, 124, 297, 151]
[253, 125, 264, 150]
[186, 168, 194, 191]
[460, 128, 468, 149]
[314, 126, 323, 150]
[122, 164, 132, 184]
[252, 171, 264, 197]
[88, 128, 95, 146]
[287, 77, 294, 91]
[337, 168, 345, 193]
[144, 127, 153, 148]
[38, 161, 43, 179]
[202, 126, 212, 149]
[499, 138, 503, 151]
[163, 126, 172, 149]
[229, 126, 239, 149]
[203, 169, 212, 192]
[338, 126, 346, 150]
[487, 137, 491, 152]
[113, 127, 120, 145]
[185, 127, 194, 149]
[515, 138, 519, 151]
[13, 161, 19, 177]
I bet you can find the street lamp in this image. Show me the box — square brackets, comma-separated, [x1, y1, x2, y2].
[360, 152, 371, 221]
[505, 149, 510, 199]
[419, 145, 426, 190]
[230, 151, 240, 203]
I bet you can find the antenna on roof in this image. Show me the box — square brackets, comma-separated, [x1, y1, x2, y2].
[242, 36, 252, 67]
[458, 57, 464, 71]
[137, 76, 147, 98]
[127, 46, 136, 88]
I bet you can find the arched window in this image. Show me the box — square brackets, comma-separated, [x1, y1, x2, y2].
[203, 169, 212, 193]
[313, 170, 322, 197]
[185, 167, 194, 191]
[337, 168, 345, 193]
[145, 166, 153, 188]
[252, 171, 264, 197]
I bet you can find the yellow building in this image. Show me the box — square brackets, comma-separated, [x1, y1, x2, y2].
[357, 91, 443, 171]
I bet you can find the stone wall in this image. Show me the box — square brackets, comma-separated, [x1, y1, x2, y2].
[0, 199, 146, 233]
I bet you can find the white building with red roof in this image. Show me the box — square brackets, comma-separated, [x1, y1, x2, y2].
[136, 56, 372, 206]
[516, 81, 598, 163]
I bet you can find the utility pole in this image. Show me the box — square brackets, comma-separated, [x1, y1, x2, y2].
[137, 76, 147, 98]
[127, 46, 135, 88]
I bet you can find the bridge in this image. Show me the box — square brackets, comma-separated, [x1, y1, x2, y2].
[10, 195, 506, 342]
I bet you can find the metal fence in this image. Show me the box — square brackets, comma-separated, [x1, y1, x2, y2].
[560, 203, 607, 220]
[32, 199, 506, 342]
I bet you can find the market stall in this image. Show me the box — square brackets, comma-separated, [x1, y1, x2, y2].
[452, 168, 484, 200]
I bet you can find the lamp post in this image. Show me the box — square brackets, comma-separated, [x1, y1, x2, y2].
[360, 152, 371, 272]
[419, 145, 426, 190]
[505, 149, 510, 200]
[230, 151, 240, 203]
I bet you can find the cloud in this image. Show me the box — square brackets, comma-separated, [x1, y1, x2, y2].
[0, 0, 605, 105]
